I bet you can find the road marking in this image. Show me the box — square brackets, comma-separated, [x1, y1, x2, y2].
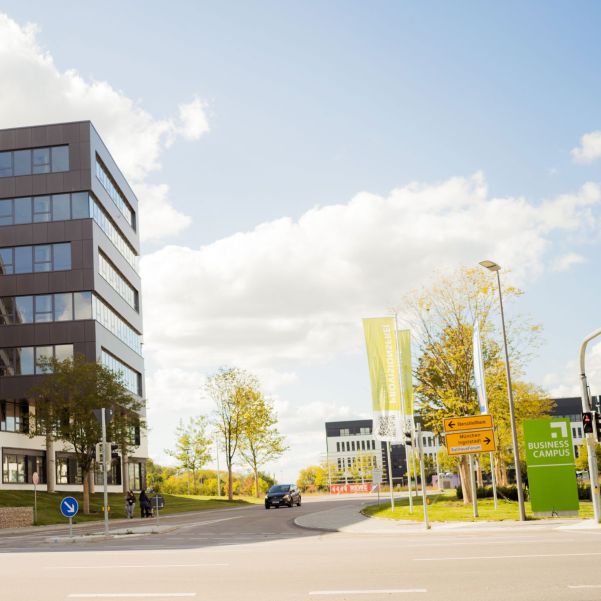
[68, 595, 196, 599]
[46, 563, 227, 570]
[309, 590, 427, 595]
[416, 552, 601, 561]
[568, 585, 601, 589]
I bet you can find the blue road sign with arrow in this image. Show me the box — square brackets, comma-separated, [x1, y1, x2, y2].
[60, 496, 79, 518]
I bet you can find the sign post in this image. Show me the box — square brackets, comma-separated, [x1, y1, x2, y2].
[60, 496, 79, 538]
[416, 424, 430, 529]
[94, 408, 113, 536]
[523, 418, 579, 516]
[152, 494, 165, 527]
[32, 472, 39, 525]
[372, 468, 382, 506]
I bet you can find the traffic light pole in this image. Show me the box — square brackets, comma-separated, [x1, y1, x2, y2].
[579, 327, 601, 524]
[101, 408, 109, 536]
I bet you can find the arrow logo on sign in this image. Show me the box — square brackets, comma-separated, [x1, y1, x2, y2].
[484, 437, 491, 445]
[448, 421, 456, 429]
[64, 502, 75, 514]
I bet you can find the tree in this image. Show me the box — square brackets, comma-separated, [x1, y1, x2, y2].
[576, 444, 601, 473]
[408, 267, 553, 503]
[206, 367, 256, 501]
[30, 354, 144, 514]
[166, 416, 212, 494]
[239, 389, 287, 497]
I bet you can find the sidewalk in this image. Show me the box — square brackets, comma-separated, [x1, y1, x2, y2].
[294, 500, 601, 533]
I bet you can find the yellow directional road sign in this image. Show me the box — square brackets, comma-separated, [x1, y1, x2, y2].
[443, 414, 493, 433]
[446, 429, 496, 455]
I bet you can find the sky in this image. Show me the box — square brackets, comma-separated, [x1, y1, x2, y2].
[0, 1, 600, 481]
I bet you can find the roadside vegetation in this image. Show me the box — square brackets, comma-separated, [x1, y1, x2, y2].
[0, 490, 262, 526]
[363, 492, 594, 522]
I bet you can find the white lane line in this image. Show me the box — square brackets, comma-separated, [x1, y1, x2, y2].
[309, 590, 427, 596]
[46, 563, 227, 570]
[68, 595, 196, 599]
[416, 552, 601, 561]
[568, 585, 601, 589]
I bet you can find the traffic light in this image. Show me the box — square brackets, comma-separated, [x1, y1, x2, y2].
[404, 431, 412, 446]
[596, 414, 601, 442]
[110, 444, 119, 459]
[583, 412, 594, 434]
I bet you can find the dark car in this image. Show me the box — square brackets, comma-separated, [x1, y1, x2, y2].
[265, 484, 301, 509]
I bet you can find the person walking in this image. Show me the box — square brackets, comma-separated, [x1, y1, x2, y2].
[125, 490, 136, 519]
[139, 488, 151, 518]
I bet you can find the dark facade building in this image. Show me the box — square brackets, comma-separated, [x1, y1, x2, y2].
[0, 121, 147, 492]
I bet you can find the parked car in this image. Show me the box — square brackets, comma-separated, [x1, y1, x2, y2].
[265, 484, 301, 509]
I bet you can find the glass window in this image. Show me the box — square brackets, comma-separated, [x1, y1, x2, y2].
[33, 196, 51, 222]
[0, 249, 12, 274]
[33, 245, 51, 272]
[14, 197, 32, 224]
[16, 347, 34, 375]
[14, 246, 32, 274]
[0, 200, 12, 226]
[52, 194, 70, 221]
[35, 346, 53, 373]
[13, 150, 31, 176]
[32, 148, 51, 174]
[71, 192, 90, 219]
[15, 296, 33, 323]
[51, 146, 69, 172]
[35, 295, 53, 322]
[0, 349, 12, 375]
[74, 291, 92, 319]
[53, 243, 71, 270]
[0, 152, 11, 177]
[54, 344, 73, 363]
[54, 293, 73, 321]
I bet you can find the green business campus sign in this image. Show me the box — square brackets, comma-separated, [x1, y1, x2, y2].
[523, 418, 579, 516]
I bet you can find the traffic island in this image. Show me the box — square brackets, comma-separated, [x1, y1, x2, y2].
[46, 524, 177, 544]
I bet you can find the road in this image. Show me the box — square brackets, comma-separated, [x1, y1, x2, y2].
[2, 496, 601, 600]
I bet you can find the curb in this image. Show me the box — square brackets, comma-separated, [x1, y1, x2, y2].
[47, 525, 177, 544]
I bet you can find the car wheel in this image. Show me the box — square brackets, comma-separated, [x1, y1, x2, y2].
[265, 503, 270, 509]
[297, 498, 302, 507]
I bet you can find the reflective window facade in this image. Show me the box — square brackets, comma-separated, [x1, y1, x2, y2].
[0, 145, 69, 178]
[101, 349, 141, 395]
[0, 243, 71, 275]
[95, 157, 135, 229]
[0, 400, 29, 433]
[2, 450, 45, 484]
[0, 292, 92, 325]
[0, 344, 73, 376]
[0, 192, 89, 226]
[93, 295, 142, 355]
[99, 252, 138, 309]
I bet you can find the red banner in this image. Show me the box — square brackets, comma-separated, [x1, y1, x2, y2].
[330, 483, 373, 494]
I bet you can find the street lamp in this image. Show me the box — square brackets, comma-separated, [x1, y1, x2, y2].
[479, 260, 527, 521]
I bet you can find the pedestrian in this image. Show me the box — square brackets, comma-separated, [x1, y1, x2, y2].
[139, 488, 151, 518]
[125, 490, 135, 519]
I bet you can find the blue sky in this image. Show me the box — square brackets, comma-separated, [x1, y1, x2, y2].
[0, 2, 599, 479]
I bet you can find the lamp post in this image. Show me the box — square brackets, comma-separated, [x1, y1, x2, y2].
[479, 260, 526, 521]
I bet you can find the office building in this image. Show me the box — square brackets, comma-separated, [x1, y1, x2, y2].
[0, 121, 147, 492]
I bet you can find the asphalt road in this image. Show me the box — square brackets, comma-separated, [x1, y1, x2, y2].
[2, 496, 601, 601]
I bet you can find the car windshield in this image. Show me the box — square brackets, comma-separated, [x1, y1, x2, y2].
[269, 485, 291, 493]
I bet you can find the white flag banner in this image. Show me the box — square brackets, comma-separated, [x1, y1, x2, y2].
[473, 321, 488, 415]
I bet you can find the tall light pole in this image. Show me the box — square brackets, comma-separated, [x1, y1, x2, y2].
[479, 260, 526, 521]
[579, 327, 601, 523]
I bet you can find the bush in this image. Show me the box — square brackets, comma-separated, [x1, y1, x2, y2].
[577, 483, 591, 500]
[456, 485, 528, 501]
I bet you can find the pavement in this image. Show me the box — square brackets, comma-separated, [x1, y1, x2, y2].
[2, 494, 601, 600]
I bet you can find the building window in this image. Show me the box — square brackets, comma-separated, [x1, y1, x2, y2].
[360, 427, 371, 435]
[90, 195, 138, 271]
[0, 400, 29, 432]
[0, 243, 71, 275]
[98, 252, 138, 310]
[336, 442, 340, 452]
[0, 145, 69, 178]
[2, 449, 45, 484]
[128, 461, 142, 491]
[0, 291, 92, 325]
[351, 441, 355, 451]
[0, 191, 90, 227]
[101, 349, 142, 395]
[95, 157, 136, 230]
[0, 344, 73, 376]
[56, 453, 82, 485]
[340, 428, 350, 436]
[346, 441, 350, 452]
[92, 295, 142, 355]
[94, 457, 122, 486]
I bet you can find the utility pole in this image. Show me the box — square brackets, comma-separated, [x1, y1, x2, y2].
[101, 408, 109, 536]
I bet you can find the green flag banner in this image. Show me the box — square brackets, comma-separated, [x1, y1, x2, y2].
[362, 317, 402, 441]
[523, 418, 579, 516]
[397, 329, 414, 420]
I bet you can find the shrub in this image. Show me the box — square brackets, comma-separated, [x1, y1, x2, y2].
[456, 485, 528, 501]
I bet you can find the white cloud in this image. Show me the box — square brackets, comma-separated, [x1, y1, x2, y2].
[545, 340, 601, 398]
[141, 174, 601, 369]
[552, 252, 587, 272]
[571, 131, 601, 164]
[0, 13, 209, 242]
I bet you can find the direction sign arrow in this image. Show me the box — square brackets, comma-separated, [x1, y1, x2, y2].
[60, 496, 79, 518]
[448, 420, 456, 430]
[484, 437, 491, 445]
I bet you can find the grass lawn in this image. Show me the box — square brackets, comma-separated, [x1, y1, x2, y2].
[0, 490, 262, 526]
[363, 492, 594, 522]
